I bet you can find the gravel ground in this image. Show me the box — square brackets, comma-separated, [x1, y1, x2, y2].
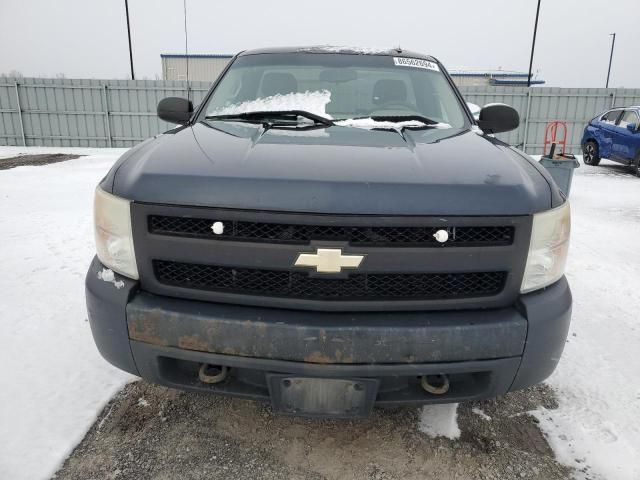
[55, 381, 573, 480]
[0, 153, 82, 169]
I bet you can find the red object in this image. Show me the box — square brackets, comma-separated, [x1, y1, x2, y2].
[544, 121, 568, 156]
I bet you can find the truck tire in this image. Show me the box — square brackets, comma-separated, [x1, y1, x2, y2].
[583, 141, 600, 166]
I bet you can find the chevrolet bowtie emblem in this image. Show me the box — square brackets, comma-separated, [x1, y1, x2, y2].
[294, 248, 365, 274]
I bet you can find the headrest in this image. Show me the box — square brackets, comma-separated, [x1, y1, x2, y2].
[261, 72, 298, 97]
[372, 79, 407, 105]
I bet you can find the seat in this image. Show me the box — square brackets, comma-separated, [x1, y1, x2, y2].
[261, 72, 298, 97]
[372, 79, 408, 105]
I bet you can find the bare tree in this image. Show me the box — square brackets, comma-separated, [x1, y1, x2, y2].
[1, 70, 24, 78]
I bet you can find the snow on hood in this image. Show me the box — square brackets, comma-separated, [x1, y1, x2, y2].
[208, 90, 333, 119]
[334, 117, 451, 130]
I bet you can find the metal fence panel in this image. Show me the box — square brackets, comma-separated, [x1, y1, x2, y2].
[0, 81, 22, 144]
[0, 77, 211, 148]
[459, 86, 640, 154]
[1, 77, 640, 154]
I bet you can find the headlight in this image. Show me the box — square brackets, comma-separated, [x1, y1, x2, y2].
[521, 201, 570, 293]
[94, 186, 138, 279]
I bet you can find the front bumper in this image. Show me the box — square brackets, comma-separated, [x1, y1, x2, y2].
[86, 256, 572, 411]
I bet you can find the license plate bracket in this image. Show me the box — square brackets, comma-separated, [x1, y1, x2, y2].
[267, 375, 379, 418]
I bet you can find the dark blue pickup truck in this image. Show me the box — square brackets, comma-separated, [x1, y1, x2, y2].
[582, 106, 640, 176]
[87, 47, 572, 418]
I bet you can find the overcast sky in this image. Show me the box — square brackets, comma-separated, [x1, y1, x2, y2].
[1, 0, 638, 87]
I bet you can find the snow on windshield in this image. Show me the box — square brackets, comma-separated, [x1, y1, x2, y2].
[334, 117, 451, 130]
[208, 90, 333, 119]
[206, 89, 454, 131]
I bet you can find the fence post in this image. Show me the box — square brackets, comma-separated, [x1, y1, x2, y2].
[522, 89, 532, 153]
[14, 82, 26, 146]
[610, 91, 616, 108]
[102, 84, 113, 147]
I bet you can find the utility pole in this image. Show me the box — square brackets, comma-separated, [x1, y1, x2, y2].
[125, 0, 135, 80]
[527, 0, 542, 88]
[606, 33, 616, 88]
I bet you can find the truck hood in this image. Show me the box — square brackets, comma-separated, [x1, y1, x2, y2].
[109, 121, 558, 215]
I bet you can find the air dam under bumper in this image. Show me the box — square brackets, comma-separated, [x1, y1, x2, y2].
[86, 257, 572, 411]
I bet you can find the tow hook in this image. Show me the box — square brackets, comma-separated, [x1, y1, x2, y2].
[420, 374, 450, 395]
[198, 364, 229, 384]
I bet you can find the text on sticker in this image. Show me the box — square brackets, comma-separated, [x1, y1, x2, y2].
[393, 57, 440, 71]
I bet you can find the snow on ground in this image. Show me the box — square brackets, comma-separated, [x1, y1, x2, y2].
[471, 408, 492, 421]
[414, 158, 640, 479]
[0, 148, 131, 480]
[0, 146, 127, 160]
[531, 158, 640, 480]
[418, 404, 461, 439]
[0, 147, 639, 480]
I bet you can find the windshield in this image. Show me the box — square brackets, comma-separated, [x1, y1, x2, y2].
[200, 53, 467, 128]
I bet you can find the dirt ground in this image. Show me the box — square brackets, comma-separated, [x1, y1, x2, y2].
[55, 381, 575, 480]
[0, 153, 82, 169]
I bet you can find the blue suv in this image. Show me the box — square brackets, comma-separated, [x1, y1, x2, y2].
[582, 107, 640, 176]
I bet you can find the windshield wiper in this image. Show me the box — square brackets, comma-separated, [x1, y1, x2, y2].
[205, 110, 333, 127]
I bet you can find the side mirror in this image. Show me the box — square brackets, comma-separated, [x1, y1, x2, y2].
[157, 97, 193, 124]
[466, 102, 481, 121]
[477, 103, 520, 134]
[626, 123, 638, 133]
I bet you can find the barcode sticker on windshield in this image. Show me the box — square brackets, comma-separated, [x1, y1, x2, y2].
[393, 57, 440, 71]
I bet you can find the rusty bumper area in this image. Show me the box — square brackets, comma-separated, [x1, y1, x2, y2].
[129, 340, 523, 408]
[87, 254, 572, 407]
[126, 292, 527, 365]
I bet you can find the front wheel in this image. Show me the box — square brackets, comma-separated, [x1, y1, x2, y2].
[633, 154, 640, 178]
[583, 141, 601, 166]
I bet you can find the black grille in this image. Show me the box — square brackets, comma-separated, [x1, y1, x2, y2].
[149, 215, 514, 247]
[153, 260, 507, 301]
